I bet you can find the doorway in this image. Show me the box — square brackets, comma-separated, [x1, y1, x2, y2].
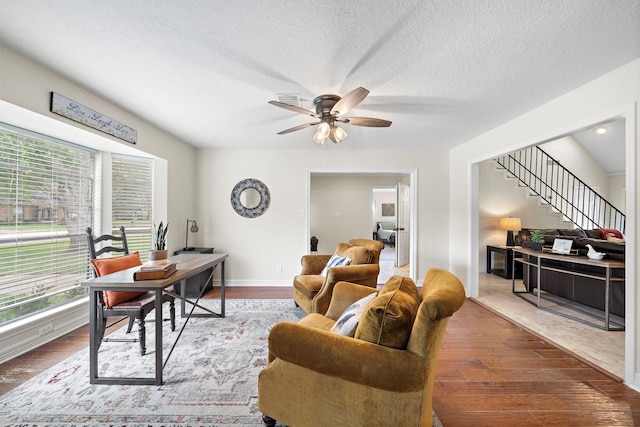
[307, 169, 417, 282]
[474, 116, 629, 380]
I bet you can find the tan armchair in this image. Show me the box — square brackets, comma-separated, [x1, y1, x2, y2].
[259, 269, 466, 427]
[292, 239, 384, 314]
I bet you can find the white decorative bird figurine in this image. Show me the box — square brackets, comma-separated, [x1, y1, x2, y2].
[585, 244, 605, 260]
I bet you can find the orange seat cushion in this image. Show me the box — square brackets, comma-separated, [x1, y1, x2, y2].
[90, 252, 145, 309]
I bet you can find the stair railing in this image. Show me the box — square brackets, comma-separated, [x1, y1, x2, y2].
[495, 146, 625, 233]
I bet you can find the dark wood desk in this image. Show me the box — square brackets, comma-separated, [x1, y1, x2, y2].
[81, 253, 228, 385]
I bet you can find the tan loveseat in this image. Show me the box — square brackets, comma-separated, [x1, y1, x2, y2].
[292, 238, 384, 314]
[259, 269, 466, 426]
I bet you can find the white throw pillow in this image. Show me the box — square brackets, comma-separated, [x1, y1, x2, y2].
[320, 254, 352, 276]
[330, 292, 378, 337]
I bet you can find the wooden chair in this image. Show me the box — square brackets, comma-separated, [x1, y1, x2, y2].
[86, 226, 175, 355]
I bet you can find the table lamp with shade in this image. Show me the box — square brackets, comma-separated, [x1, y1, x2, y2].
[499, 217, 521, 247]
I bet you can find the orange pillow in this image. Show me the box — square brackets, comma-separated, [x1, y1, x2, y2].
[90, 252, 145, 309]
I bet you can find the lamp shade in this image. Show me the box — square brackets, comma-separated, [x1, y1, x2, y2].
[499, 217, 521, 231]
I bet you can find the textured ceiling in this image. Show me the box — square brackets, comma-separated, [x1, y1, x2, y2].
[1, 0, 639, 151]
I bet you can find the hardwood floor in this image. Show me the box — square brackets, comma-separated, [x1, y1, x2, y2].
[1, 287, 639, 426]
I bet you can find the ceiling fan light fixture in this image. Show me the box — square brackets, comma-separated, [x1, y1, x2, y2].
[313, 122, 330, 144]
[332, 125, 347, 143]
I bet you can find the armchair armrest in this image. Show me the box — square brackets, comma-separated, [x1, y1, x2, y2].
[313, 264, 380, 314]
[268, 322, 426, 392]
[300, 254, 332, 275]
[324, 281, 378, 320]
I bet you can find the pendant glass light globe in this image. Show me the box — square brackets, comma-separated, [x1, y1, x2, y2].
[313, 122, 330, 144]
[332, 126, 347, 142]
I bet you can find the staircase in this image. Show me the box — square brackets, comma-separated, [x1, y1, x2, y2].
[495, 146, 625, 232]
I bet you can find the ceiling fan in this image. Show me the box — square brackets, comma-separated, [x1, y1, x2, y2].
[268, 87, 392, 144]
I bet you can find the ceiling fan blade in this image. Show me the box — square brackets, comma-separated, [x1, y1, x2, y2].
[330, 87, 369, 116]
[341, 117, 392, 127]
[277, 122, 319, 135]
[268, 100, 319, 118]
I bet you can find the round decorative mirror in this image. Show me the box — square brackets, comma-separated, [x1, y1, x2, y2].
[230, 178, 270, 218]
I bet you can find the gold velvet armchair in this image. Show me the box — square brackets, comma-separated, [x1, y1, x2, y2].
[259, 269, 466, 427]
[292, 239, 384, 314]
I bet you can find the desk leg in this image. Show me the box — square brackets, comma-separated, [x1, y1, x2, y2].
[221, 260, 225, 318]
[89, 290, 98, 384]
[180, 278, 187, 318]
[155, 289, 163, 385]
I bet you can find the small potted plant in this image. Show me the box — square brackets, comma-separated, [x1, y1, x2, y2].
[150, 221, 169, 260]
[529, 230, 545, 251]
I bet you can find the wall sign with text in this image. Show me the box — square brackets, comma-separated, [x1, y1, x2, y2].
[50, 92, 137, 144]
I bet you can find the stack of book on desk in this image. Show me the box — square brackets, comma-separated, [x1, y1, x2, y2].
[134, 260, 177, 280]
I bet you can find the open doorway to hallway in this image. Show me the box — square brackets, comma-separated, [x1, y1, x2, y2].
[371, 185, 410, 274]
[308, 170, 416, 282]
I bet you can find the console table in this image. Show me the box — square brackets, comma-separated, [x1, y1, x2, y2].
[511, 247, 624, 331]
[486, 245, 522, 279]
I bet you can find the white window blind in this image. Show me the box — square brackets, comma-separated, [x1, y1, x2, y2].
[0, 123, 96, 324]
[111, 154, 153, 260]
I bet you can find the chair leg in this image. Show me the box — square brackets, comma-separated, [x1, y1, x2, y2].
[126, 316, 135, 334]
[138, 317, 146, 356]
[169, 300, 176, 331]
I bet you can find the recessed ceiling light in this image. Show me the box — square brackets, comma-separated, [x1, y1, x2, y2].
[595, 127, 607, 135]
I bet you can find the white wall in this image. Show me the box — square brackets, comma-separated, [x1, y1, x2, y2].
[449, 58, 639, 389]
[541, 135, 610, 199]
[609, 173, 627, 216]
[195, 148, 449, 285]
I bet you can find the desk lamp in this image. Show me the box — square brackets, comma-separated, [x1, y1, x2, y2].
[184, 219, 199, 251]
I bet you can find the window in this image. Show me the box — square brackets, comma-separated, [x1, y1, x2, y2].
[0, 123, 96, 324]
[111, 154, 153, 259]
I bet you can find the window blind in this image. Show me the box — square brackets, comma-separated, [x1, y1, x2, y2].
[111, 154, 153, 261]
[0, 123, 96, 324]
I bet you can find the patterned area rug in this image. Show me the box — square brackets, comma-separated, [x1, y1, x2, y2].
[0, 299, 442, 427]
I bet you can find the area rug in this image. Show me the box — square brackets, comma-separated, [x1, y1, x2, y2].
[0, 299, 442, 427]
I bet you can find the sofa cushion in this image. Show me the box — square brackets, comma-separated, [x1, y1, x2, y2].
[90, 252, 145, 309]
[584, 229, 603, 239]
[559, 229, 587, 238]
[330, 292, 378, 337]
[335, 242, 372, 265]
[355, 275, 420, 349]
[320, 254, 352, 276]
